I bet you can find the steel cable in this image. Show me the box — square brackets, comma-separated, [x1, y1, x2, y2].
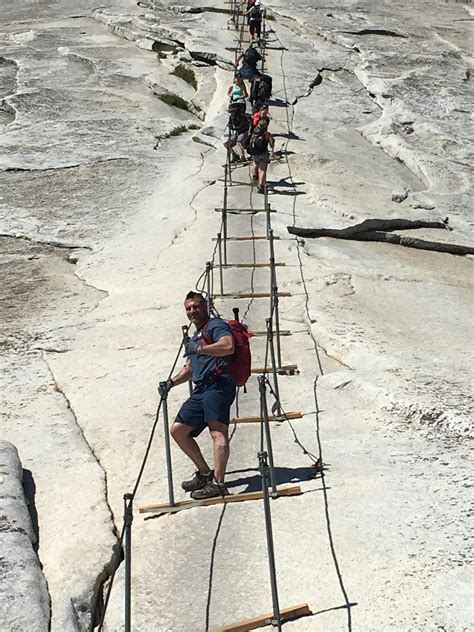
[270, 21, 353, 630]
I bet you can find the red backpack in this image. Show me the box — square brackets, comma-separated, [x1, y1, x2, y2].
[203, 315, 252, 388]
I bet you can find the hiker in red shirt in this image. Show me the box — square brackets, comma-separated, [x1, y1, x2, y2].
[252, 102, 270, 128]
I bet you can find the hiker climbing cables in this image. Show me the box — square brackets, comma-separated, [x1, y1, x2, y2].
[235, 46, 262, 81]
[245, 0, 263, 43]
[227, 73, 248, 113]
[248, 117, 275, 193]
[224, 103, 252, 163]
[165, 292, 236, 500]
[251, 102, 270, 129]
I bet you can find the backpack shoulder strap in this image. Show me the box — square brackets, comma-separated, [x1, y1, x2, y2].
[201, 319, 211, 345]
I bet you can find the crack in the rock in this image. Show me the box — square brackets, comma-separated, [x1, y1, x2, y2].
[73, 269, 110, 299]
[40, 354, 119, 629]
[319, 345, 353, 370]
[338, 28, 408, 38]
[1, 157, 127, 173]
[291, 66, 350, 104]
[0, 233, 92, 251]
[181, 6, 233, 16]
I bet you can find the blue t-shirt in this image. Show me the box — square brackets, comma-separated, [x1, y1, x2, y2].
[188, 318, 234, 384]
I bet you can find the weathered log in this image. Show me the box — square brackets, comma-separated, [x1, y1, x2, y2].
[289, 218, 449, 238]
[287, 218, 474, 256]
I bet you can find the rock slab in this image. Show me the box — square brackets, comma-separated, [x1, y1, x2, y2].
[0, 441, 50, 632]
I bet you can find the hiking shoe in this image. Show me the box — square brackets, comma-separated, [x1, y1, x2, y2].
[257, 185, 265, 194]
[190, 481, 229, 500]
[181, 470, 213, 492]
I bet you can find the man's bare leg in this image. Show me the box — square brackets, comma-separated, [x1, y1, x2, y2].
[208, 420, 230, 483]
[170, 422, 211, 474]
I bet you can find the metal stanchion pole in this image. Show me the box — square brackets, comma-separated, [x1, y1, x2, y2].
[158, 382, 175, 507]
[265, 318, 282, 420]
[217, 232, 224, 296]
[123, 493, 133, 632]
[269, 230, 283, 369]
[205, 261, 213, 313]
[258, 450, 282, 629]
[223, 166, 228, 265]
[258, 375, 278, 496]
[265, 190, 271, 239]
[227, 125, 233, 185]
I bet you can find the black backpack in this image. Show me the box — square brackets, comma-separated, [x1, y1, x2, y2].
[244, 47, 261, 66]
[230, 112, 251, 134]
[257, 74, 272, 101]
[250, 5, 262, 20]
[248, 131, 268, 155]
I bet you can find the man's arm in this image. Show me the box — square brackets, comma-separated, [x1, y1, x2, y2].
[170, 363, 192, 386]
[199, 335, 234, 357]
[267, 132, 275, 152]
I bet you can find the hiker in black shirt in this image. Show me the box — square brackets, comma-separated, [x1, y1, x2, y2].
[245, 0, 263, 43]
[224, 103, 251, 162]
[235, 46, 262, 81]
[247, 117, 274, 193]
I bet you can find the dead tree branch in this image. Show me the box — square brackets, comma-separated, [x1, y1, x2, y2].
[288, 218, 474, 256]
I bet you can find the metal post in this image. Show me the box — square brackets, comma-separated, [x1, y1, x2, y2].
[269, 230, 282, 369]
[265, 318, 282, 420]
[258, 375, 278, 496]
[217, 233, 224, 295]
[205, 261, 212, 314]
[223, 167, 228, 264]
[226, 125, 233, 185]
[265, 190, 271, 239]
[123, 493, 133, 632]
[258, 451, 282, 629]
[181, 325, 193, 398]
[158, 382, 175, 507]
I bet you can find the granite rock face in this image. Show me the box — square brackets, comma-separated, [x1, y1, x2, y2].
[1, 0, 472, 631]
[0, 441, 50, 632]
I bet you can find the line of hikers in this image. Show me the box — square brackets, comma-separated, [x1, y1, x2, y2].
[224, 22, 276, 194]
[163, 16, 274, 502]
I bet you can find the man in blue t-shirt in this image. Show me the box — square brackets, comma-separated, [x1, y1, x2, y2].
[166, 292, 236, 500]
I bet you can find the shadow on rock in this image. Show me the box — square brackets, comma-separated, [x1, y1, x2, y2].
[226, 464, 322, 492]
[22, 469, 40, 553]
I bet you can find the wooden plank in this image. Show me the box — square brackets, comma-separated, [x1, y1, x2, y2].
[251, 364, 298, 374]
[215, 292, 292, 299]
[216, 263, 285, 268]
[217, 179, 253, 187]
[212, 236, 280, 241]
[251, 329, 291, 336]
[214, 208, 274, 214]
[209, 603, 311, 632]
[231, 411, 302, 424]
[139, 485, 302, 514]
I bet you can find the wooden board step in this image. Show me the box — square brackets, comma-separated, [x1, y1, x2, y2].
[214, 207, 274, 214]
[251, 364, 298, 374]
[213, 236, 280, 241]
[217, 179, 252, 187]
[231, 410, 302, 424]
[139, 485, 302, 515]
[216, 263, 285, 268]
[215, 292, 292, 299]
[209, 603, 311, 632]
[251, 329, 291, 336]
